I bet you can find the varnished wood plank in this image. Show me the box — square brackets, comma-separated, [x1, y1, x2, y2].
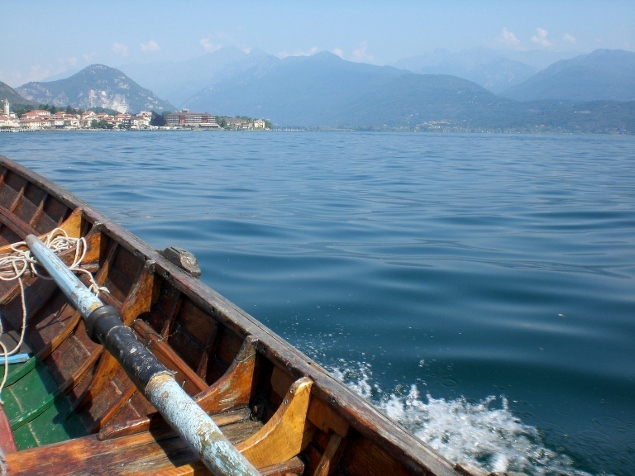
[69, 347, 117, 416]
[0, 277, 56, 333]
[133, 319, 208, 395]
[77, 225, 102, 264]
[159, 288, 183, 338]
[98, 406, 251, 441]
[97, 336, 258, 441]
[35, 311, 82, 361]
[27, 229, 106, 410]
[93, 237, 120, 298]
[258, 457, 306, 476]
[7, 413, 268, 476]
[42, 196, 73, 228]
[88, 384, 137, 433]
[340, 433, 429, 476]
[70, 251, 151, 415]
[13, 182, 45, 226]
[196, 323, 219, 380]
[307, 399, 349, 438]
[0, 206, 82, 256]
[155, 456, 306, 476]
[22, 183, 47, 227]
[52, 207, 83, 239]
[120, 260, 155, 324]
[0, 208, 36, 240]
[57, 347, 103, 395]
[196, 335, 257, 414]
[270, 365, 295, 399]
[314, 433, 347, 476]
[6, 431, 178, 476]
[0, 280, 20, 305]
[176, 300, 216, 346]
[5, 173, 27, 213]
[167, 326, 206, 372]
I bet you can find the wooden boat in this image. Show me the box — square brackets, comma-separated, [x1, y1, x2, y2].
[0, 154, 461, 475]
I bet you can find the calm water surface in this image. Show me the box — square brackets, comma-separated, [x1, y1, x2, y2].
[1, 131, 634, 475]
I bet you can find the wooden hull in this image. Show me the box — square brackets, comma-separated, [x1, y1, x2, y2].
[0, 155, 459, 476]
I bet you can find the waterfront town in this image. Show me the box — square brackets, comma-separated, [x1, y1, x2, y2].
[0, 99, 269, 131]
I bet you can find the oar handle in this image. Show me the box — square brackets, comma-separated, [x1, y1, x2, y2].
[25, 235, 260, 476]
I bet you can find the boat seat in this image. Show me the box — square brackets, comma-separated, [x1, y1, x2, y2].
[4, 422, 306, 475]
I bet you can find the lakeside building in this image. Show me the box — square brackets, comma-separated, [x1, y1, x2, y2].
[166, 109, 220, 128]
[0, 99, 20, 128]
[21, 110, 51, 119]
[115, 114, 132, 127]
[0, 101, 152, 131]
[1, 100, 266, 131]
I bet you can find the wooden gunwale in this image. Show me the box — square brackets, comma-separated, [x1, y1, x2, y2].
[144, 262, 455, 475]
[0, 155, 459, 476]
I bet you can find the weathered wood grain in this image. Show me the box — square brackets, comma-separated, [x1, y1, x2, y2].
[133, 319, 208, 395]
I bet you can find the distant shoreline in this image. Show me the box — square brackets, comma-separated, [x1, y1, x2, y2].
[2, 127, 632, 136]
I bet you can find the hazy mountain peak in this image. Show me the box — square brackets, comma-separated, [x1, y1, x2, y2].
[394, 48, 538, 93]
[118, 46, 279, 107]
[311, 51, 343, 60]
[16, 64, 173, 113]
[502, 49, 635, 102]
[246, 47, 269, 57]
[0, 80, 36, 106]
[281, 51, 343, 64]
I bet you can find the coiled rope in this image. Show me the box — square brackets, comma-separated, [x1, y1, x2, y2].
[0, 228, 107, 402]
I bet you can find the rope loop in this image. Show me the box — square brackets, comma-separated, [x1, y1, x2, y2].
[0, 228, 107, 402]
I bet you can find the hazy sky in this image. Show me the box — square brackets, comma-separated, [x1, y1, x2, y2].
[2, 1, 634, 87]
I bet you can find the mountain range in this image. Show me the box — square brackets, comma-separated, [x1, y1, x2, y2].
[120, 47, 279, 108]
[16, 65, 173, 113]
[183, 52, 408, 125]
[501, 49, 635, 102]
[0, 81, 35, 107]
[4, 48, 634, 132]
[393, 48, 539, 93]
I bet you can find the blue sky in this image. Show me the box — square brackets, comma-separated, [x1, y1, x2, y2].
[1, 1, 633, 87]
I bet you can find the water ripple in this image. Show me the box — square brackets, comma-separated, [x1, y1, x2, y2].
[2, 131, 634, 475]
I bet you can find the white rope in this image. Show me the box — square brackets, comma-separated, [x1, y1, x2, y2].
[0, 228, 107, 403]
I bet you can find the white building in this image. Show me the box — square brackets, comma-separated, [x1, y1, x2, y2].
[0, 99, 20, 129]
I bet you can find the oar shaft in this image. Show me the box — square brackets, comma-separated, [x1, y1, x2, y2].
[25, 235, 260, 476]
[25, 235, 102, 318]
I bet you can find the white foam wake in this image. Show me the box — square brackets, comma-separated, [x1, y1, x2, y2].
[329, 360, 594, 476]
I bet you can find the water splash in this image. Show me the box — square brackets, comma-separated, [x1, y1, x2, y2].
[329, 360, 594, 476]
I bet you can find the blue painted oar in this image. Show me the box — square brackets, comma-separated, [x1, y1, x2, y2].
[26, 235, 260, 476]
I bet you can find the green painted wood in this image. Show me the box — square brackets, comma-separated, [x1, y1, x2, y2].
[8, 361, 59, 412]
[0, 385, 21, 417]
[10, 392, 59, 430]
[3, 356, 36, 386]
[24, 396, 85, 448]
[1, 359, 87, 450]
[12, 422, 38, 449]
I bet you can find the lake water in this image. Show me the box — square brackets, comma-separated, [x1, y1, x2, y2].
[1, 130, 634, 475]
